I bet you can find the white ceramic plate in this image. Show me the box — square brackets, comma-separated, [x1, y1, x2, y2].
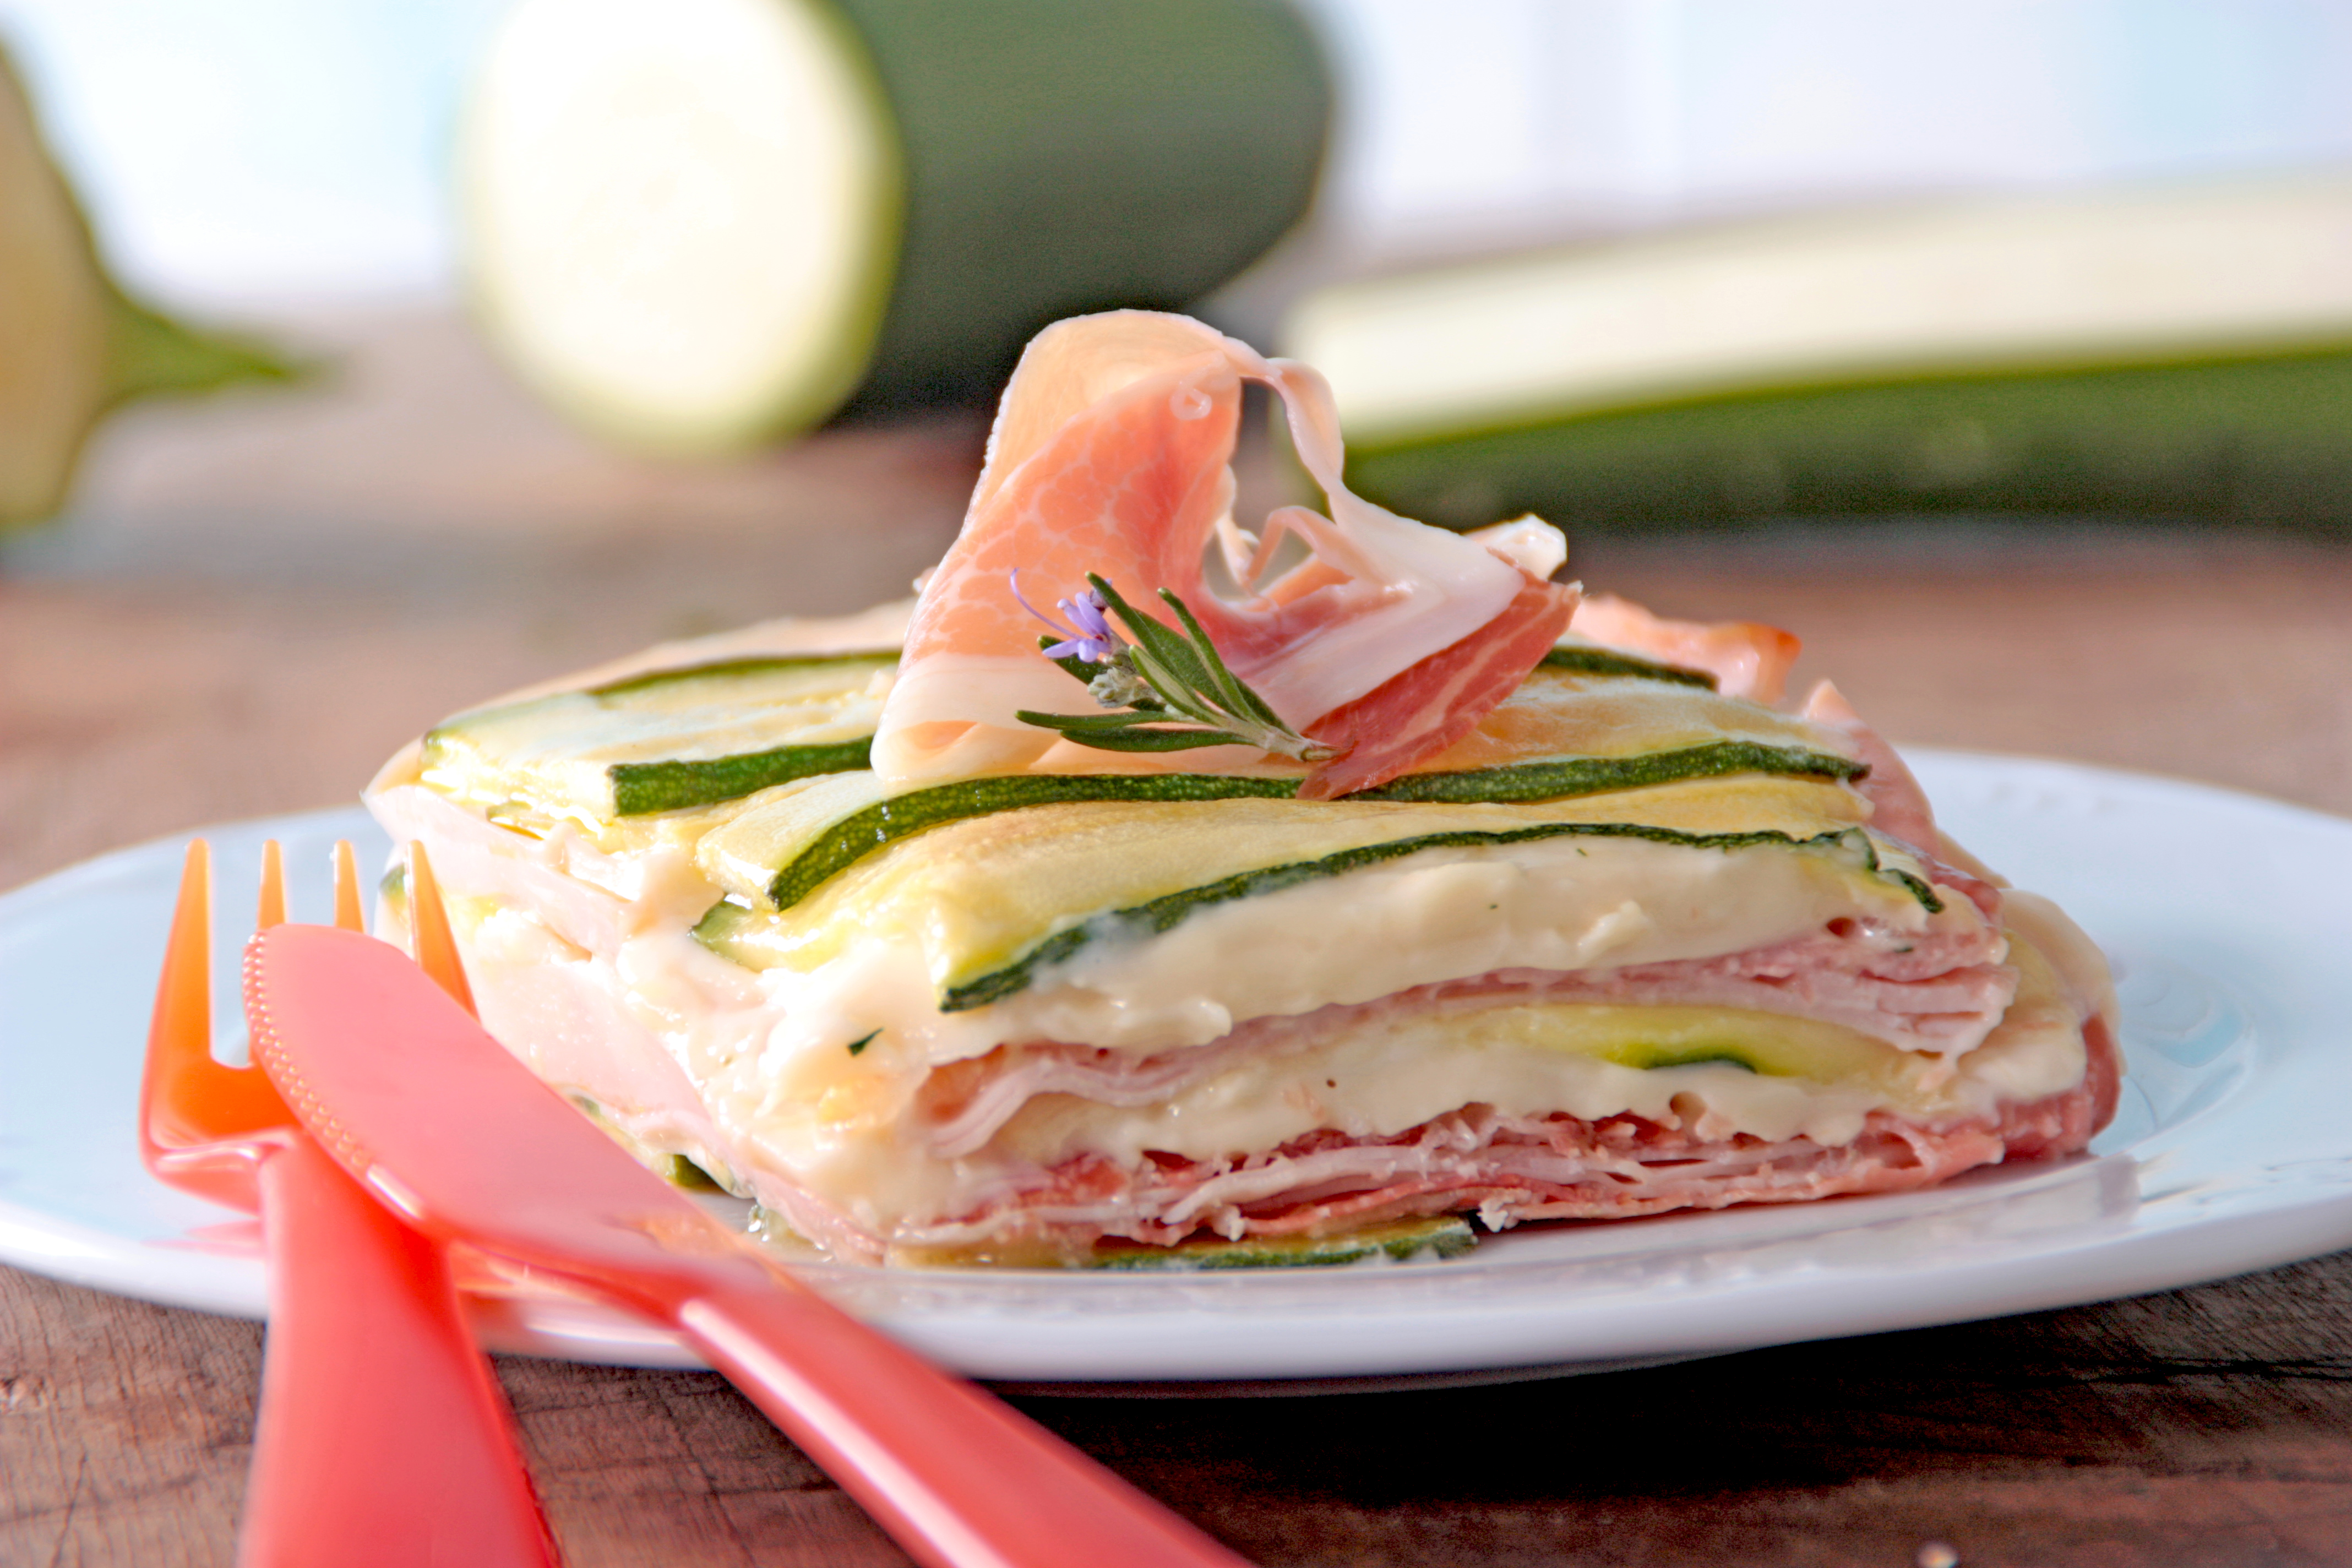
[4, 751, 2347, 1392]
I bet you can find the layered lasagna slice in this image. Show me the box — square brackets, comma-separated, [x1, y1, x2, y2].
[366, 311, 2117, 1265]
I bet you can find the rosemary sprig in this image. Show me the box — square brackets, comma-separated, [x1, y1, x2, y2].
[1015, 574, 1336, 761]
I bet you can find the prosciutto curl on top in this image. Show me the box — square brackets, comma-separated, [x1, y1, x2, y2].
[870, 311, 1580, 798]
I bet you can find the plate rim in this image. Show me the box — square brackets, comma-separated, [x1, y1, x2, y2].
[4, 751, 2350, 1386]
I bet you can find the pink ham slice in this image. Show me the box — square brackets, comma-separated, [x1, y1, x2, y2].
[873, 311, 1572, 793]
[917, 911, 2022, 1163]
[903, 1014, 2119, 1254]
[1803, 679, 1939, 853]
[1570, 594, 1803, 704]
[1299, 574, 1576, 798]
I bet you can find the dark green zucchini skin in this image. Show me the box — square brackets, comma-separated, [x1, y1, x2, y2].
[932, 820, 1936, 1013]
[1536, 646, 1716, 688]
[1358, 743, 1858, 807]
[438, 650, 899, 818]
[831, 0, 1331, 412]
[760, 743, 1863, 908]
[767, 772, 1295, 907]
[612, 738, 874, 816]
[1346, 346, 2352, 533]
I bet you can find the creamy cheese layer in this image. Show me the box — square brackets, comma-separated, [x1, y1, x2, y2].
[995, 934, 2084, 1174]
[449, 890, 2079, 1238]
[372, 728, 2084, 1254]
[388, 791, 2041, 1238]
[711, 824, 1960, 1085]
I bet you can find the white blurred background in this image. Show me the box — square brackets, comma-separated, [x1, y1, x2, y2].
[8, 0, 2352, 314]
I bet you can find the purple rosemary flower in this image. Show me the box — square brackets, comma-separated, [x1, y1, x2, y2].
[1010, 569, 1121, 663]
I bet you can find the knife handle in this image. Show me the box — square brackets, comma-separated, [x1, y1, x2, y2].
[666, 1268, 1248, 1568]
[242, 1135, 560, 1568]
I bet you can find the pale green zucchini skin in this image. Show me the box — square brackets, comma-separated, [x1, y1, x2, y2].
[423, 650, 897, 823]
[421, 623, 1897, 1020]
[1086, 1217, 1476, 1271]
[849, 1215, 1477, 1269]
[832, 0, 1331, 412]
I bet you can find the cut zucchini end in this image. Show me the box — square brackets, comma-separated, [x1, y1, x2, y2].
[1088, 1216, 1479, 1271]
[461, 0, 906, 455]
[886, 1215, 1480, 1271]
[0, 63, 105, 525]
[654, 1152, 728, 1193]
[2, 48, 300, 527]
[101, 288, 307, 406]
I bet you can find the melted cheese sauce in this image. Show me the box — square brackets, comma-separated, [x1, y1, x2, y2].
[995, 936, 2084, 1173]
[377, 777, 2078, 1249]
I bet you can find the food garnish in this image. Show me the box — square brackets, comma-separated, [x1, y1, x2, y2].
[869, 311, 1576, 796]
[1012, 573, 1338, 763]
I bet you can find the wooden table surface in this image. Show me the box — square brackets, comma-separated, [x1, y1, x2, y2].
[8, 311, 2352, 1567]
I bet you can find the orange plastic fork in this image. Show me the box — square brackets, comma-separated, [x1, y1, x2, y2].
[140, 839, 558, 1568]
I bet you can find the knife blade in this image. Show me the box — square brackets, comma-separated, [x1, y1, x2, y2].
[242, 922, 1249, 1568]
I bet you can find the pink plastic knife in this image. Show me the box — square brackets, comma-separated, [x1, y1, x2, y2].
[243, 922, 1251, 1568]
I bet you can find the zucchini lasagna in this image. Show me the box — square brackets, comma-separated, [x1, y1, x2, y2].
[367, 313, 2119, 1266]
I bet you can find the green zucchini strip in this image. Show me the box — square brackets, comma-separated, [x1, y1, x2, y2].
[1087, 1216, 1477, 1270]
[424, 649, 899, 822]
[599, 646, 1712, 816]
[1357, 742, 1859, 806]
[761, 742, 1861, 910]
[936, 821, 1939, 1014]
[1536, 645, 1718, 688]
[763, 772, 1293, 908]
[595, 651, 896, 814]
[611, 737, 875, 815]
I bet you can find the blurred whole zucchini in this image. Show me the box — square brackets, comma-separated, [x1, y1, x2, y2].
[0, 49, 295, 530]
[460, 0, 1331, 455]
[1286, 178, 2352, 535]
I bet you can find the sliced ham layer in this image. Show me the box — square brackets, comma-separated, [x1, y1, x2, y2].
[917, 913, 2018, 1162]
[1803, 680, 1940, 854]
[900, 1013, 2119, 1255]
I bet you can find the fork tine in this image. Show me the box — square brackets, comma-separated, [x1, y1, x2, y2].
[331, 841, 365, 933]
[139, 841, 216, 1164]
[258, 840, 287, 929]
[407, 841, 479, 1019]
[141, 840, 302, 1176]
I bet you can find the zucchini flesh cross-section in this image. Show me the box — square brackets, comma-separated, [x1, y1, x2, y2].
[882, 1215, 1479, 1270]
[687, 799, 1938, 1006]
[744, 743, 1864, 912]
[421, 650, 896, 827]
[924, 820, 1935, 1012]
[422, 639, 1824, 852]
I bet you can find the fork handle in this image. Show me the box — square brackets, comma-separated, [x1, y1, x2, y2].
[662, 1269, 1250, 1568]
[243, 1136, 559, 1568]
